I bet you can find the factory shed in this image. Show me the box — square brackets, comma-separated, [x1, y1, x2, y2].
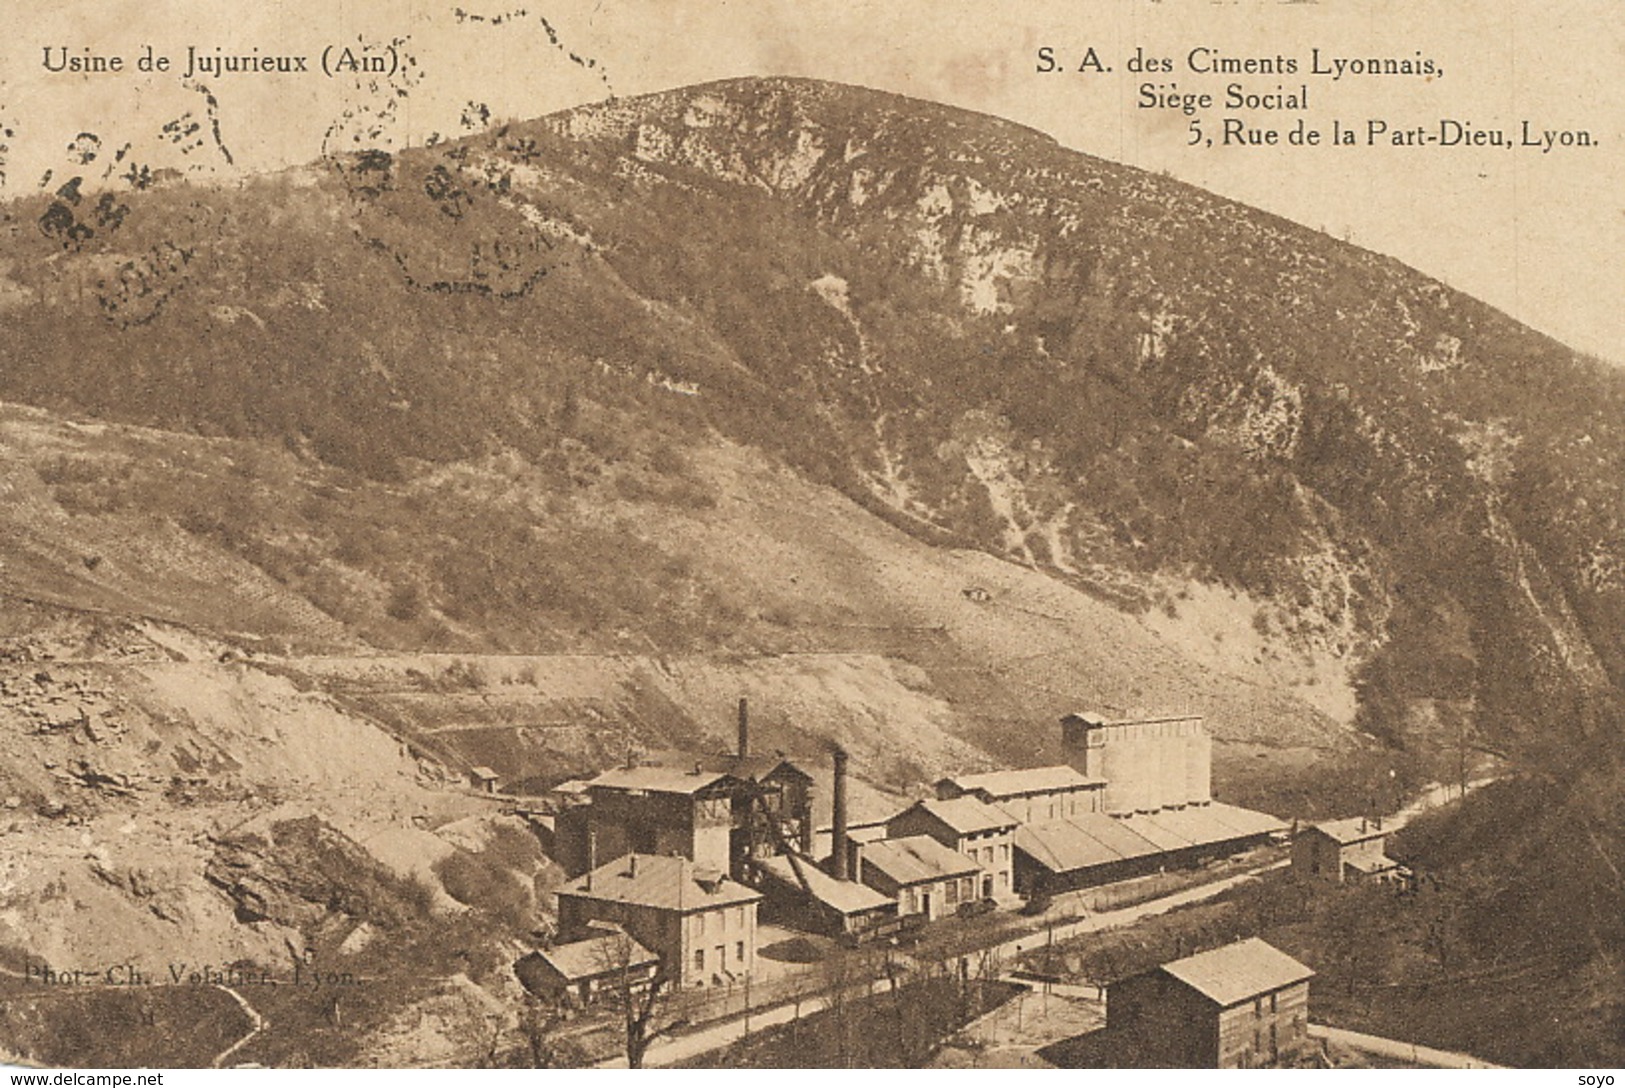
[859, 835, 983, 921]
[887, 797, 1018, 899]
[935, 765, 1106, 824]
[1136, 802, 1288, 851]
[1013, 803, 1287, 895]
[514, 928, 660, 1006]
[753, 853, 897, 938]
[1013, 813, 1163, 892]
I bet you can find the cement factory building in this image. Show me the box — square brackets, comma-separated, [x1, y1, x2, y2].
[1011, 712, 1284, 895]
[533, 701, 1286, 993]
[1060, 711, 1212, 815]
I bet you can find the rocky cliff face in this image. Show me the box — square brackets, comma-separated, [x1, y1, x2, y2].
[516, 77, 1625, 762]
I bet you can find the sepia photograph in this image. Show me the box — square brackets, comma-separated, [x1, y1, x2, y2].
[0, 0, 1620, 1073]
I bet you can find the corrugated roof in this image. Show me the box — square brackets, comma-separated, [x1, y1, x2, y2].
[943, 765, 1105, 798]
[536, 931, 659, 981]
[1128, 805, 1213, 846]
[897, 797, 1018, 836]
[1157, 938, 1314, 1007]
[1014, 814, 1165, 873]
[1135, 802, 1287, 846]
[862, 835, 982, 886]
[561, 854, 761, 912]
[1120, 812, 1199, 852]
[757, 855, 895, 916]
[1201, 802, 1290, 839]
[1310, 816, 1389, 845]
[587, 765, 738, 795]
[1013, 803, 1286, 874]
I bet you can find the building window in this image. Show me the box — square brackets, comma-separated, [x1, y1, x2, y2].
[735, 906, 745, 929]
[1269, 992, 1278, 1013]
[1001, 844, 1010, 861]
[736, 941, 745, 963]
[998, 871, 1008, 889]
[694, 948, 705, 973]
[1254, 997, 1264, 1017]
[697, 912, 707, 936]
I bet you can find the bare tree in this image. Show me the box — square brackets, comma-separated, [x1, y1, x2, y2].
[592, 929, 680, 1069]
[517, 997, 587, 1068]
[818, 945, 863, 1066]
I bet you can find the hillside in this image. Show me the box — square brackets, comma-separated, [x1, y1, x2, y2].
[6, 78, 1622, 760]
[0, 76, 1621, 1063]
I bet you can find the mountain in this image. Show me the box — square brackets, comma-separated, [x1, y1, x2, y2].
[0, 77, 1621, 1063]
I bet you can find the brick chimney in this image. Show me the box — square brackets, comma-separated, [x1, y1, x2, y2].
[831, 746, 850, 882]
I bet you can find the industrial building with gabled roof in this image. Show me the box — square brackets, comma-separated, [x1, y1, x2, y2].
[892, 796, 1019, 836]
[560, 853, 761, 913]
[556, 700, 820, 880]
[514, 926, 661, 1007]
[753, 852, 897, 937]
[1292, 815, 1404, 884]
[939, 765, 1099, 797]
[857, 834, 984, 921]
[887, 796, 1019, 901]
[1105, 937, 1315, 1068]
[935, 765, 1107, 825]
[534, 697, 1295, 967]
[1013, 802, 1287, 895]
[556, 853, 762, 989]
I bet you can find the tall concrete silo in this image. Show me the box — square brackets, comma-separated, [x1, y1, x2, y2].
[1147, 719, 1172, 813]
[1107, 721, 1138, 815]
[1185, 718, 1212, 805]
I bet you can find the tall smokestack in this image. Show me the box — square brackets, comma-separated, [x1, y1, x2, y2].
[831, 746, 850, 881]
[737, 697, 750, 759]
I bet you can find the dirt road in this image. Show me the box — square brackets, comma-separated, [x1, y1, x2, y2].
[1308, 1023, 1504, 1069]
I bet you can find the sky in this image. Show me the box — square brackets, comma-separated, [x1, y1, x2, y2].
[5, 0, 1621, 362]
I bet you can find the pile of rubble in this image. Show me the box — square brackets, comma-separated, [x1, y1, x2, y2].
[0, 665, 149, 807]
